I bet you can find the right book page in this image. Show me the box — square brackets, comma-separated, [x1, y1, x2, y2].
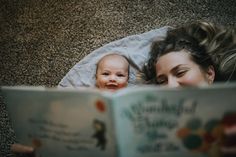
[112, 84, 236, 157]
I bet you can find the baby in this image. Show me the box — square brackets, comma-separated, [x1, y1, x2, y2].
[10, 54, 130, 154]
[95, 54, 129, 91]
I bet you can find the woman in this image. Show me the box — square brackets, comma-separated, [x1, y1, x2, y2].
[142, 21, 220, 86]
[142, 20, 236, 156]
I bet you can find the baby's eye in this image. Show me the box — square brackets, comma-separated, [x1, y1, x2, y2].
[117, 74, 125, 77]
[102, 72, 109, 76]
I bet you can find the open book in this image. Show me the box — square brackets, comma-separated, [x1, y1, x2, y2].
[1, 84, 236, 157]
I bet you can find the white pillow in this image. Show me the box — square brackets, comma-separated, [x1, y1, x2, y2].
[58, 26, 171, 88]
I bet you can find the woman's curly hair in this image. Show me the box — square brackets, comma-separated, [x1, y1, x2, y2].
[206, 28, 236, 82]
[141, 21, 220, 84]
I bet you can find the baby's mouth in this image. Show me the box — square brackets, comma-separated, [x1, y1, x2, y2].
[106, 84, 118, 89]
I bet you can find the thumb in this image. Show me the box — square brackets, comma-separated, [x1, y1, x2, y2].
[11, 143, 34, 153]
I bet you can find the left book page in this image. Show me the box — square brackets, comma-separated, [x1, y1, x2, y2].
[1, 86, 116, 157]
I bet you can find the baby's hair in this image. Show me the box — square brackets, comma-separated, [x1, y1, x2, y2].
[95, 53, 130, 76]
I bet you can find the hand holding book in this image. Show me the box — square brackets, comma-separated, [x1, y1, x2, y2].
[11, 143, 35, 156]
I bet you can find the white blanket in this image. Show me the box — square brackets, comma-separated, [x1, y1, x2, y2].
[58, 26, 171, 88]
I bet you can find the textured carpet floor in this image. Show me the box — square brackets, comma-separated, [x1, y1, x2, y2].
[0, 0, 235, 156]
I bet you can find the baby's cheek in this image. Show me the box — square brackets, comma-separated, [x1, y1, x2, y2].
[119, 81, 128, 88]
[97, 79, 106, 88]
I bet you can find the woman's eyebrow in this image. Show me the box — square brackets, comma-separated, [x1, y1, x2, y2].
[170, 64, 188, 73]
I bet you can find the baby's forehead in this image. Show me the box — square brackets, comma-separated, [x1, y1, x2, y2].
[98, 54, 129, 66]
[100, 54, 127, 61]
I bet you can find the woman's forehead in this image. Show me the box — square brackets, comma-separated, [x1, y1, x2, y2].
[156, 51, 196, 71]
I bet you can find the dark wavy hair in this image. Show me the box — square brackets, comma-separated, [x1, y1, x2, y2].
[142, 21, 221, 84]
[206, 28, 236, 82]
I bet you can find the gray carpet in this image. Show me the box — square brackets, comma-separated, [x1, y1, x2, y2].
[0, 0, 235, 156]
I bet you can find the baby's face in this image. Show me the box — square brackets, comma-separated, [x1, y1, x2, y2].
[96, 55, 129, 91]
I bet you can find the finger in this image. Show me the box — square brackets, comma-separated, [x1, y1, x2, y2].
[11, 143, 34, 153]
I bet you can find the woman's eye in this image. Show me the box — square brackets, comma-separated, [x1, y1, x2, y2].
[158, 81, 166, 85]
[176, 70, 187, 77]
[156, 78, 167, 85]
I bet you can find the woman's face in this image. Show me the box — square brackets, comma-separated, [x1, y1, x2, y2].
[155, 50, 215, 87]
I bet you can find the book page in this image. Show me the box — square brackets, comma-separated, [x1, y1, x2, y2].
[112, 84, 236, 157]
[2, 87, 116, 157]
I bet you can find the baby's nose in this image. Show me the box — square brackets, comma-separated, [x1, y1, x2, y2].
[109, 75, 117, 81]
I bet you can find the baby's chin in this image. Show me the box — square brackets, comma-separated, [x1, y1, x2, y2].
[105, 87, 119, 92]
[104, 85, 125, 92]
[99, 85, 126, 92]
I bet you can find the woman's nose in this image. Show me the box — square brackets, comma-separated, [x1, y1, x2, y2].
[167, 77, 180, 88]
